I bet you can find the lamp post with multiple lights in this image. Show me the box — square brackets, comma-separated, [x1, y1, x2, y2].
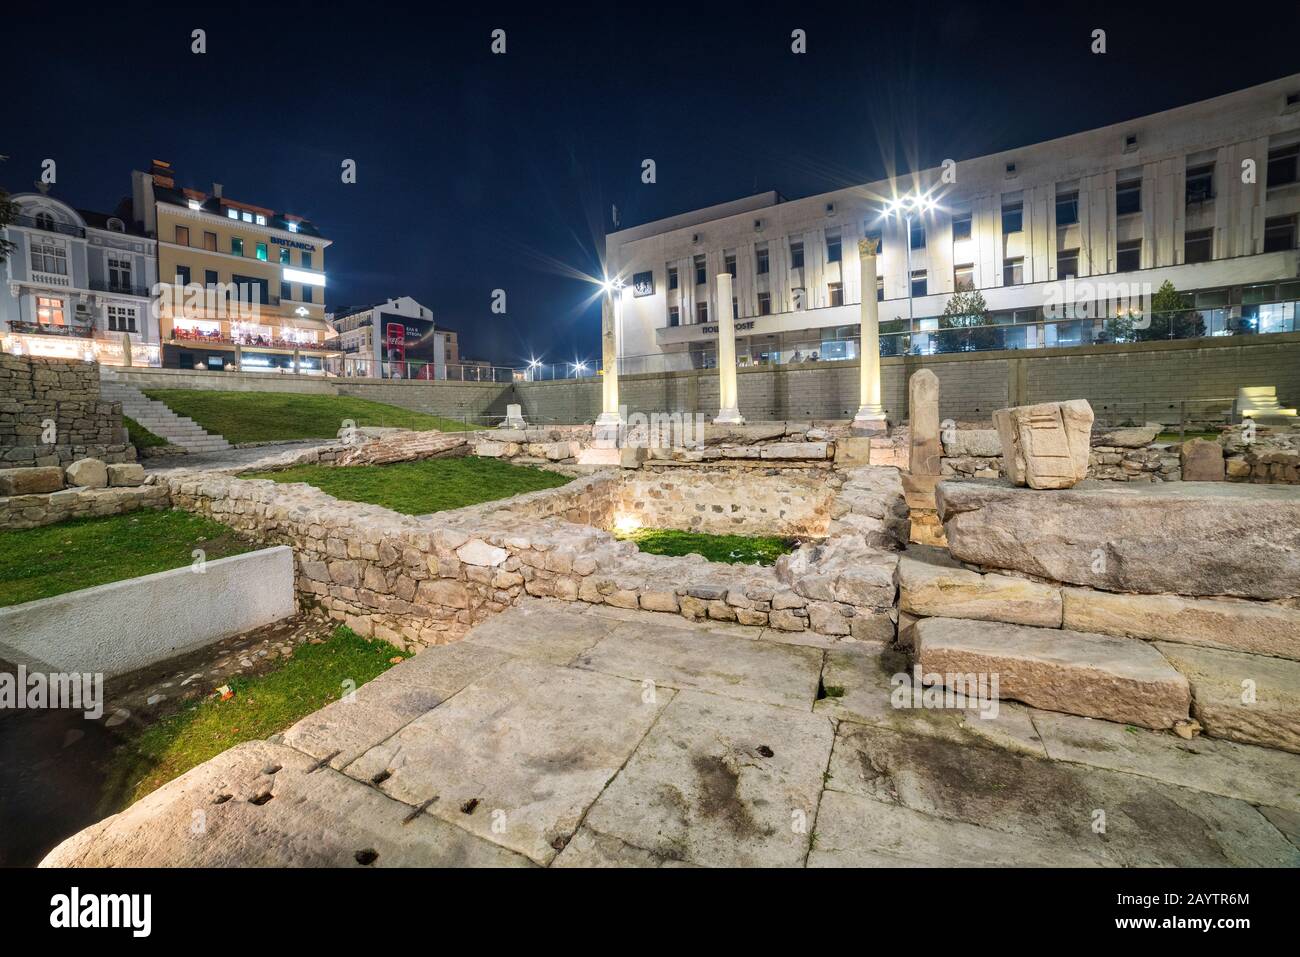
[882, 191, 936, 337]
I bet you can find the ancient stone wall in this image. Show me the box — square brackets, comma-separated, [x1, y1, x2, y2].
[0, 483, 170, 530]
[615, 470, 833, 537]
[0, 355, 132, 466]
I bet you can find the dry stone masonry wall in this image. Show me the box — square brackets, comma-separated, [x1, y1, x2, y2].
[0, 355, 133, 466]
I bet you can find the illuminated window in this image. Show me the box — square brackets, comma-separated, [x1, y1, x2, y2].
[279, 248, 290, 265]
[241, 211, 253, 223]
[828, 282, 844, 306]
[227, 208, 238, 220]
[231, 237, 244, 256]
[256, 243, 268, 261]
[36, 296, 65, 326]
[954, 264, 974, 289]
[255, 214, 267, 226]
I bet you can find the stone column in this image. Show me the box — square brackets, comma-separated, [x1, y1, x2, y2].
[853, 239, 888, 434]
[908, 368, 942, 475]
[713, 272, 744, 425]
[593, 290, 623, 441]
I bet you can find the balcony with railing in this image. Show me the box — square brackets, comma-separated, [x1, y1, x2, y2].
[90, 278, 152, 297]
[12, 214, 85, 238]
[5, 320, 96, 338]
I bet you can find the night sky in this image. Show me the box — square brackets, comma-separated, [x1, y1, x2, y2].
[7, 1, 1300, 369]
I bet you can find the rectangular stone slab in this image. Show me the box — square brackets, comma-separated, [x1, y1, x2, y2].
[577, 690, 834, 867]
[1062, 587, 1300, 661]
[344, 657, 671, 865]
[1155, 642, 1300, 754]
[936, 479, 1300, 599]
[898, 554, 1062, 627]
[914, 617, 1190, 729]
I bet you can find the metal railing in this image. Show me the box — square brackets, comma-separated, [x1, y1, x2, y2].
[321, 354, 517, 382]
[13, 214, 85, 238]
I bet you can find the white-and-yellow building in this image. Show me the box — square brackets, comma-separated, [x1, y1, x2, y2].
[132, 160, 338, 373]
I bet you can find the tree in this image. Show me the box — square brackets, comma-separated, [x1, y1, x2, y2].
[1135, 280, 1204, 341]
[937, 284, 999, 352]
[0, 156, 16, 264]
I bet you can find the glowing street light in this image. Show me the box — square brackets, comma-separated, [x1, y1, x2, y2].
[881, 190, 938, 337]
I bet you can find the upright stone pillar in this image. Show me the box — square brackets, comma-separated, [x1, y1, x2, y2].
[908, 368, 942, 475]
[853, 239, 888, 434]
[713, 272, 744, 425]
[593, 291, 623, 443]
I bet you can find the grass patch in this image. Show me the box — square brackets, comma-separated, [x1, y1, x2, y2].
[141, 389, 472, 444]
[615, 526, 799, 566]
[101, 626, 407, 810]
[122, 415, 170, 449]
[0, 510, 254, 607]
[240, 456, 572, 515]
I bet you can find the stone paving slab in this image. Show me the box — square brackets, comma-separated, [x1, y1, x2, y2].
[814, 645, 1049, 757]
[282, 642, 511, 769]
[825, 723, 1299, 867]
[41, 742, 531, 867]
[809, 790, 1097, 867]
[345, 657, 671, 865]
[574, 619, 823, 710]
[576, 690, 834, 867]
[584, 602, 764, 639]
[460, 599, 618, 665]
[1026, 708, 1300, 812]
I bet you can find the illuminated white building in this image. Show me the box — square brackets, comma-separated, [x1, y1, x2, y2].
[607, 74, 1300, 371]
[1, 191, 160, 366]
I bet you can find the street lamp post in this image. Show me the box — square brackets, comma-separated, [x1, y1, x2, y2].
[594, 277, 625, 442]
[882, 192, 934, 351]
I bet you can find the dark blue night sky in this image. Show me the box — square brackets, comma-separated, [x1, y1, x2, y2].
[7, 1, 1300, 368]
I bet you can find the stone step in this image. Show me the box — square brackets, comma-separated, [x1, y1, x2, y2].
[105, 382, 232, 451]
[898, 554, 1062, 628]
[914, 617, 1191, 730]
[1154, 643, 1300, 754]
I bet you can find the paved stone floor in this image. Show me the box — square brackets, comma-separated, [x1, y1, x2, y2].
[43, 599, 1300, 867]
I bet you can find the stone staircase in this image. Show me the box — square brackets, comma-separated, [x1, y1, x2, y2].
[100, 379, 232, 455]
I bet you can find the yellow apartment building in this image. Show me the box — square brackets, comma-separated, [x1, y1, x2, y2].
[131, 160, 338, 373]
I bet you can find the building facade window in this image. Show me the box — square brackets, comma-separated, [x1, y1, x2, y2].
[697, 301, 708, 322]
[301, 251, 312, 269]
[1116, 179, 1142, 215]
[951, 213, 972, 242]
[724, 253, 737, 277]
[303, 286, 313, 303]
[256, 242, 268, 261]
[876, 277, 885, 302]
[204, 231, 217, 251]
[954, 264, 974, 289]
[1056, 249, 1079, 279]
[281, 282, 292, 301]
[756, 246, 770, 274]
[34, 212, 55, 231]
[30, 238, 67, 275]
[1001, 200, 1024, 234]
[1184, 229, 1213, 264]
[694, 256, 706, 286]
[108, 256, 132, 291]
[668, 306, 680, 326]
[910, 270, 927, 297]
[280, 248, 291, 265]
[1055, 191, 1079, 226]
[910, 222, 926, 250]
[1186, 163, 1215, 203]
[175, 264, 191, 286]
[1267, 143, 1299, 188]
[1116, 239, 1142, 272]
[231, 237, 244, 256]
[731, 297, 738, 319]
[827, 282, 844, 306]
[1003, 257, 1024, 286]
[175, 225, 190, 246]
[757, 292, 771, 315]
[36, 296, 64, 326]
[825, 231, 842, 263]
[668, 266, 678, 290]
[206, 269, 219, 287]
[789, 241, 804, 269]
[1264, 215, 1297, 253]
[227, 208, 238, 220]
[107, 305, 137, 333]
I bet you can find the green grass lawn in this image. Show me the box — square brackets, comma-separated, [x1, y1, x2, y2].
[240, 456, 572, 515]
[123, 415, 170, 449]
[100, 626, 408, 810]
[615, 527, 799, 566]
[0, 510, 254, 607]
[141, 389, 472, 444]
